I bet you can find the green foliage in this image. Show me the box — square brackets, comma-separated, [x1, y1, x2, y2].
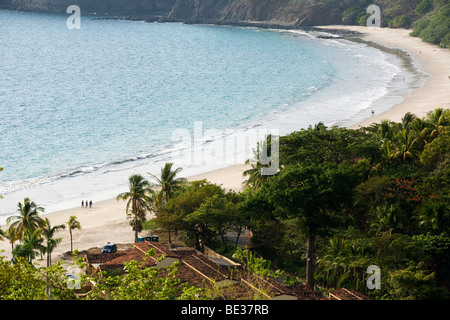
[232, 248, 281, 278]
[420, 126, 450, 170]
[342, 4, 367, 25]
[315, 232, 444, 299]
[388, 15, 412, 27]
[413, 233, 450, 266]
[262, 162, 364, 238]
[415, 0, 433, 15]
[6, 197, 46, 240]
[279, 125, 382, 167]
[415, 198, 450, 236]
[315, 236, 373, 291]
[117, 174, 154, 242]
[384, 265, 446, 299]
[155, 180, 245, 251]
[411, 3, 450, 47]
[89, 250, 199, 300]
[0, 253, 81, 300]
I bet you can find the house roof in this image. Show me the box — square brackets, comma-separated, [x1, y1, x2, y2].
[83, 241, 369, 300]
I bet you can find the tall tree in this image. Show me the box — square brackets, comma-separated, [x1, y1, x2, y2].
[117, 174, 154, 243]
[148, 163, 186, 243]
[148, 162, 186, 203]
[157, 180, 224, 251]
[6, 198, 45, 240]
[67, 216, 81, 253]
[260, 162, 364, 286]
[41, 218, 66, 267]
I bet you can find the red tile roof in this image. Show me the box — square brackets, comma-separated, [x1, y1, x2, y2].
[83, 241, 369, 300]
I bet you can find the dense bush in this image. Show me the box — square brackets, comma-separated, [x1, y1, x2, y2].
[388, 15, 412, 27]
[411, 3, 450, 47]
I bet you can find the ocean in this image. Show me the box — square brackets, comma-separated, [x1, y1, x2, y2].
[0, 10, 425, 223]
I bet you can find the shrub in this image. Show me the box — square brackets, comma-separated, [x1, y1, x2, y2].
[388, 15, 412, 28]
[415, 0, 433, 15]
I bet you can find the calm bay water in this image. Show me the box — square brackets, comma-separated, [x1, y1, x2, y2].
[0, 10, 424, 221]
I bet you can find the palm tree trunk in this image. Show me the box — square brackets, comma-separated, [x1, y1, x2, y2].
[306, 236, 316, 287]
[70, 230, 73, 253]
[133, 198, 138, 243]
[135, 212, 138, 243]
[165, 190, 172, 244]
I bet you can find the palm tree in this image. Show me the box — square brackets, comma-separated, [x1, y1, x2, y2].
[42, 218, 66, 267]
[243, 137, 274, 190]
[369, 204, 403, 234]
[417, 201, 450, 236]
[381, 139, 396, 165]
[2, 226, 19, 251]
[67, 216, 81, 253]
[425, 108, 449, 139]
[148, 163, 185, 244]
[148, 163, 186, 203]
[12, 229, 45, 264]
[400, 112, 416, 132]
[379, 119, 395, 141]
[392, 129, 420, 163]
[6, 198, 45, 240]
[117, 174, 154, 243]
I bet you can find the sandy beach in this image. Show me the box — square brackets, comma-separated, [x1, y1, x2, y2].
[0, 163, 250, 264]
[317, 26, 450, 129]
[1, 26, 449, 266]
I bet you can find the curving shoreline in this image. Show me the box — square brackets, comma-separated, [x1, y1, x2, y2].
[317, 26, 450, 129]
[1, 25, 449, 264]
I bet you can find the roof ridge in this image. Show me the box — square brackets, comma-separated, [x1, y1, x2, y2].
[133, 243, 157, 262]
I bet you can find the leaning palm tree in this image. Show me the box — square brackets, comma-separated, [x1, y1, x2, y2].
[6, 197, 45, 241]
[42, 218, 66, 267]
[67, 216, 81, 254]
[117, 174, 154, 243]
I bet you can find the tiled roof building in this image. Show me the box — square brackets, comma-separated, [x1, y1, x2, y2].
[84, 241, 369, 300]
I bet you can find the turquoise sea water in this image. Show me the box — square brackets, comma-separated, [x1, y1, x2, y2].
[0, 10, 424, 221]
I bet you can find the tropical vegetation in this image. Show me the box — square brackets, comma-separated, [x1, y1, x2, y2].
[0, 108, 449, 300]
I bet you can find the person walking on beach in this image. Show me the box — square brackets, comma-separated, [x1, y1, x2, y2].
[81, 200, 84, 208]
[89, 200, 92, 208]
[86, 200, 88, 208]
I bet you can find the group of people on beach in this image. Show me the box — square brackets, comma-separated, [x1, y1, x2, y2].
[81, 200, 93, 208]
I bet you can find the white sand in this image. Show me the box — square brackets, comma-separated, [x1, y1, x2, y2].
[1, 26, 449, 266]
[0, 163, 250, 264]
[316, 26, 450, 128]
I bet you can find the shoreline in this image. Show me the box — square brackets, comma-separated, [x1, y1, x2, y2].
[1, 25, 449, 264]
[316, 26, 450, 129]
[0, 163, 251, 263]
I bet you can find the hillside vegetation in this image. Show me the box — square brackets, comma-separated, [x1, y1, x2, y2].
[0, 0, 448, 46]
